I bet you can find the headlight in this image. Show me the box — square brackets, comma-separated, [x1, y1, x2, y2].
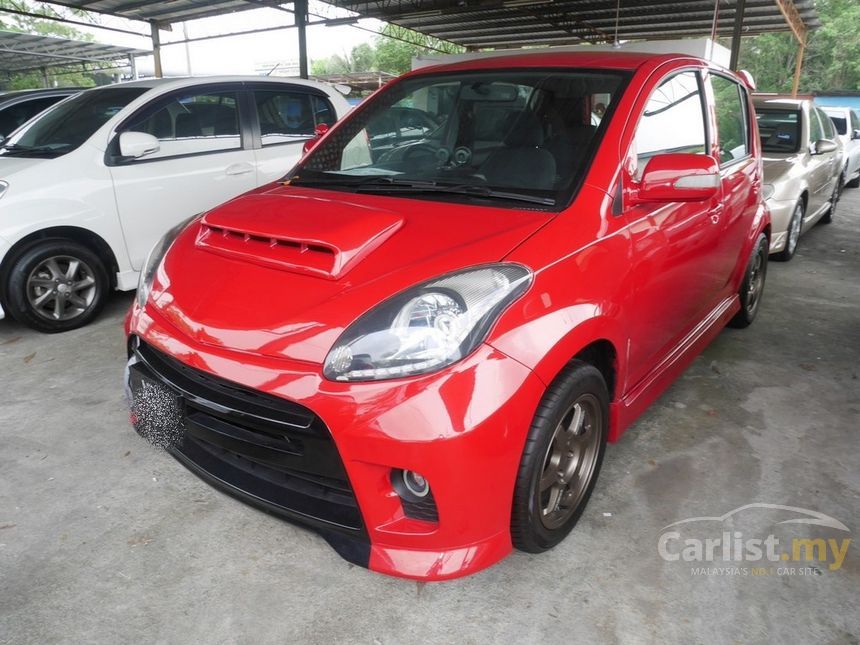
[762, 184, 775, 201]
[324, 264, 532, 382]
[136, 217, 196, 308]
[0, 180, 8, 200]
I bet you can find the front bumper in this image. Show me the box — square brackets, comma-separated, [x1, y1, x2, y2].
[125, 303, 545, 580]
[765, 198, 797, 253]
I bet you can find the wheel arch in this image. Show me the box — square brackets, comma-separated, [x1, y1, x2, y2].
[0, 226, 119, 306]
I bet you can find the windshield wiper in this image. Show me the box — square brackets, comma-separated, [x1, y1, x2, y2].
[355, 177, 557, 206]
[1, 143, 67, 156]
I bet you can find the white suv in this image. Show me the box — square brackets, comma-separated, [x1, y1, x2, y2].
[0, 76, 349, 332]
[821, 105, 860, 189]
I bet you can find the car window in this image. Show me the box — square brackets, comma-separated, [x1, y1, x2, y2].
[0, 96, 64, 137]
[817, 108, 836, 139]
[312, 95, 336, 128]
[826, 111, 847, 135]
[631, 71, 707, 179]
[710, 75, 749, 165]
[125, 91, 241, 160]
[294, 69, 627, 210]
[1, 87, 146, 159]
[756, 109, 800, 153]
[809, 108, 824, 144]
[851, 110, 860, 133]
[255, 90, 319, 145]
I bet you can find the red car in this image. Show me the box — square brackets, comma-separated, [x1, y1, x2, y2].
[125, 52, 770, 580]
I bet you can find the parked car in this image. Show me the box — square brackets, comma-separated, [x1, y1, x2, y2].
[754, 97, 842, 261]
[820, 105, 860, 189]
[0, 87, 82, 141]
[0, 76, 350, 332]
[125, 52, 770, 580]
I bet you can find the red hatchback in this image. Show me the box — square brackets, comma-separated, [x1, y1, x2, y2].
[125, 52, 769, 580]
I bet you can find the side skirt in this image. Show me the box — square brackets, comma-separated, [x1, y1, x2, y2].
[608, 294, 740, 442]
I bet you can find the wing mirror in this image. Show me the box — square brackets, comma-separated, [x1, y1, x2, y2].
[119, 131, 160, 159]
[852, 129, 860, 140]
[812, 139, 838, 155]
[302, 123, 330, 154]
[629, 153, 720, 204]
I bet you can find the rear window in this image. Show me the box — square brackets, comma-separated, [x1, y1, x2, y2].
[756, 109, 801, 153]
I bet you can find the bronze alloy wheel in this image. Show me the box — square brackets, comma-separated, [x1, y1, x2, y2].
[537, 394, 603, 530]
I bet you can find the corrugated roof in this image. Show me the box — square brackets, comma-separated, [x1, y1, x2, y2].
[0, 31, 149, 72]
[44, 0, 265, 25]
[323, 0, 820, 48]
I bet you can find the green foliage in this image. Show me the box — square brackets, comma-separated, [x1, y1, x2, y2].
[736, 0, 860, 92]
[311, 24, 464, 77]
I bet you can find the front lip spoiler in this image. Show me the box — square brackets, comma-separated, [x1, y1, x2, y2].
[168, 444, 371, 568]
[127, 338, 372, 570]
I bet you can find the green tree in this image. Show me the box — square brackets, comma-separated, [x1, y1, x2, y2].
[736, 0, 860, 92]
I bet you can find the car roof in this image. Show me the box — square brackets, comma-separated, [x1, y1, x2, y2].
[406, 51, 713, 76]
[88, 75, 338, 94]
[753, 97, 808, 109]
[0, 87, 82, 101]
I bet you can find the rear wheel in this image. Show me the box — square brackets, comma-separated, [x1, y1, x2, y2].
[773, 201, 803, 262]
[511, 361, 609, 553]
[729, 233, 768, 329]
[847, 172, 860, 189]
[5, 239, 109, 333]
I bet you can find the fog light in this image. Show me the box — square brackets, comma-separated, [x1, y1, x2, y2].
[401, 469, 430, 498]
[391, 468, 438, 522]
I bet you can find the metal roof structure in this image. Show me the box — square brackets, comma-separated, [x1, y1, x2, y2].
[37, 0, 267, 26]
[0, 30, 149, 73]
[321, 0, 820, 49]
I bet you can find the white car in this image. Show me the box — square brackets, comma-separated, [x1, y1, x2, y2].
[0, 76, 350, 332]
[821, 105, 860, 189]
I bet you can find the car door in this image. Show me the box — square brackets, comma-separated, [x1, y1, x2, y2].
[249, 84, 338, 185]
[623, 69, 725, 387]
[108, 85, 258, 269]
[805, 106, 835, 218]
[707, 73, 759, 295]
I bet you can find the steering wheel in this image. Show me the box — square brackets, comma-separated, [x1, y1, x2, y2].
[401, 142, 441, 164]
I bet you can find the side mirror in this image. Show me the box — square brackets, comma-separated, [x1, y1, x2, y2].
[630, 153, 720, 203]
[852, 129, 860, 140]
[119, 131, 160, 159]
[302, 123, 330, 154]
[811, 139, 838, 155]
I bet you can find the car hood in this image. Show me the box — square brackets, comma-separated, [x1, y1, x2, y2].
[150, 183, 553, 364]
[0, 156, 47, 180]
[762, 155, 797, 185]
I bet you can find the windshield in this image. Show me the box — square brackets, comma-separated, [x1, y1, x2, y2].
[756, 108, 801, 153]
[290, 69, 627, 209]
[0, 86, 147, 159]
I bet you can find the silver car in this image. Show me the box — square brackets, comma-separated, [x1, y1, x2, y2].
[754, 98, 843, 261]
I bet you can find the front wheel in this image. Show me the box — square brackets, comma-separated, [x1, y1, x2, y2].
[511, 360, 609, 553]
[729, 233, 768, 329]
[5, 239, 109, 333]
[773, 201, 803, 262]
[820, 181, 839, 224]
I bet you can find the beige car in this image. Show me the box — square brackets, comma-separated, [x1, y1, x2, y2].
[754, 98, 843, 261]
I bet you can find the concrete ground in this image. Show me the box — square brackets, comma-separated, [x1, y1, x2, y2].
[1, 192, 858, 645]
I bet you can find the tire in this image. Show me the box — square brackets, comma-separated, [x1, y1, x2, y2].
[847, 173, 860, 189]
[729, 233, 768, 329]
[5, 239, 109, 333]
[820, 182, 839, 224]
[511, 360, 609, 553]
[773, 201, 803, 262]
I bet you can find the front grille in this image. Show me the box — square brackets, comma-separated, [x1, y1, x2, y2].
[130, 339, 365, 537]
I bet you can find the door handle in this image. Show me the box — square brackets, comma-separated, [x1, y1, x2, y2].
[226, 162, 254, 176]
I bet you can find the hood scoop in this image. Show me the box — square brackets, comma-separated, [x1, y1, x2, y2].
[196, 194, 404, 280]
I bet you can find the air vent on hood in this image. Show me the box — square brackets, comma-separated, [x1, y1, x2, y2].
[194, 199, 404, 281]
[197, 224, 339, 279]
